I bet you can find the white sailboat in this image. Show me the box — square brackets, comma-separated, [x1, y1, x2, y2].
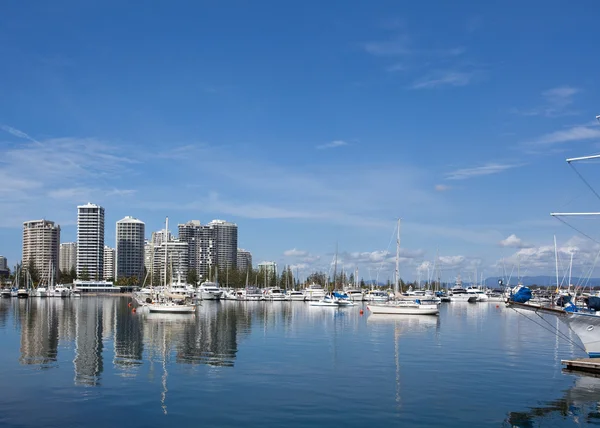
[367, 218, 440, 316]
[149, 217, 196, 314]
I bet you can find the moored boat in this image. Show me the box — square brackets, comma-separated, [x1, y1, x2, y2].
[367, 300, 439, 315]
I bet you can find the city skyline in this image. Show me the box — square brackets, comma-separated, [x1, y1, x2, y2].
[1, 2, 600, 282]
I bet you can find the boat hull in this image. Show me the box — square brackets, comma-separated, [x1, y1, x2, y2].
[309, 301, 339, 307]
[148, 304, 196, 314]
[563, 312, 600, 358]
[367, 303, 439, 315]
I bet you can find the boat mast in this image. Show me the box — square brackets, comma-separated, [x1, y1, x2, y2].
[554, 235, 560, 293]
[568, 250, 574, 292]
[395, 218, 400, 295]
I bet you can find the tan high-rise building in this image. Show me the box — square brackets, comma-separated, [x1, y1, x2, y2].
[103, 246, 115, 280]
[59, 242, 77, 273]
[22, 219, 60, 281]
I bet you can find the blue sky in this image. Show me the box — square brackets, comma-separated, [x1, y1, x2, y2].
[1, 1, 600, 283]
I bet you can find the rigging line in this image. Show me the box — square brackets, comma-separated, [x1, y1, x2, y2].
[375, 221, 397, 283]
[569, 162, 600, 203]
[533, 311, 586, 352]
[553, 215, 600, 245]
[510, 307, 586, 354]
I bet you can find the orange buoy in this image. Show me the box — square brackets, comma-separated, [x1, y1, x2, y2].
[359, 309, 364, 315]
[132, 308, 136, 313]
[128, 302, 132, 308]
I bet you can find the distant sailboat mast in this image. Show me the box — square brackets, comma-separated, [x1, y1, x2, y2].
[394, 218, 401, 295]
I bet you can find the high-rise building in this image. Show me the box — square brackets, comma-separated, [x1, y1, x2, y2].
[115, 216, 145, 281]
[151, 230, 172, 245]
[144, 240, 153, 276]
[258, 261, 277, 277]
[178, 220, 201, 274]
[207, 220, 237, 270]
[103, 246, 115, 280]
[153, 241, 189, 285]
[22, 219, 60, 281]
[59, 242, 77, 273]
[0, 255, 8, 277]
[237, 249, 252, 272]
[77, 203, 105, 280]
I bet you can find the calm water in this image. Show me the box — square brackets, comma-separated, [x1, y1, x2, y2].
[0, 297, 599, 427]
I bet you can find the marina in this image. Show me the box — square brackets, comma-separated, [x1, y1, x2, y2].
[0, 296, 598, 427]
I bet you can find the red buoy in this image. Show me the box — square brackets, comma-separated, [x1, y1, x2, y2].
[128, 302, 132, 308]
[132, 308, 136, 313]
[496, 305, 499, 308]
[359, 309, 364, 315]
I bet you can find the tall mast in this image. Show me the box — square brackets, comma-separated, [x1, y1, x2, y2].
[554, 235, 560, 293]
[333, 243, 338, 291]
[568, 250, 574, 291]
[395, 218, 400, 294]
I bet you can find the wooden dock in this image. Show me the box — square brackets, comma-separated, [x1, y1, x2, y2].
[561, 358, 600, 375]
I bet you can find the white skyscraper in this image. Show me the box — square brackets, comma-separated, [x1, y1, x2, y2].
[77, 203, 105, 280]
[115, 216, 145, 281]
[59, 242, 77, 273]
[22, 219, 61, 281]
[153, 241, 189, 285]
[103, 246, 115, 280]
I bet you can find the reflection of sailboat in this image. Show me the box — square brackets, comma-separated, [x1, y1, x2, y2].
[506, 373, 600, 427]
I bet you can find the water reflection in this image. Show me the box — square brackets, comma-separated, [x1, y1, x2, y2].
[367, 313, 440, 410]
[505, 373, 600, 427]
[8, 298, 258, 386]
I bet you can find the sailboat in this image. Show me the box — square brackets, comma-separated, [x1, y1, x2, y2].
[367, 219, 440, 315]
[149, 217, 196, 314]
[17, 268, 30, 298]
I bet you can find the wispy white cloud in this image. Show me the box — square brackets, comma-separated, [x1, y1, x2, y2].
[1, 124, 41, 144]
[525, 125, 600, 146]
[362, 36, 411, 56]
[283, 248, 309, 257]
[316, 140, 348, 150]
[446, 163, 522, 180]
[434, 184, 451, 192]
[499, 234, 533, 249]
[411, 71, 478, 89]
[512, 86, 580, 117]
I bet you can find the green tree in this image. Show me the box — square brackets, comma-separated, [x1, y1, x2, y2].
[69, 266, 77, 280]
[80, 267, 90, 281]
[360, 278, 366, 288]
[26, 259, 40, 285]
[187, 269, 199, 286]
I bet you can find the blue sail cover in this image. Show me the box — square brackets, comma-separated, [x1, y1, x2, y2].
[510, 287, 532, 303]
[333, 292, 348, 299]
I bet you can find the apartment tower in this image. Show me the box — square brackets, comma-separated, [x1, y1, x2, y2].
[22, 219, 60, 281]
[115, 216, 145, 281]
[76, 203, 105, 280]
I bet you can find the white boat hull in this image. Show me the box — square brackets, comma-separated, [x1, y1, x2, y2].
[563, 312, 600, 358]
[200, 291, 222, 300]
[450, 295, 478, 303]
[367, 303, 439, 315]
[148, 304, 196, 314]
[289, 294, 306, 301]
[309, 301, 339, 307]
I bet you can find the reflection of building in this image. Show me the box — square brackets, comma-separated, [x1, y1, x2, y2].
[74, 298, 104, 386]
[237, 249, 252, 272]
[22, 219, 60, 281]
[103, 246, 115, 280]
[19, 299, 59, 366]
[59, 242, 77, 273]
[115, 216, 145, 281]
[114, 299, 144, 370]
[258, 261, 277, 277]
[77, 203, 105, 280]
